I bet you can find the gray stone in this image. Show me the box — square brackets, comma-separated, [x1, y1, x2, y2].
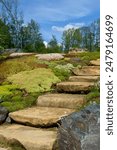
[0, 106, 8, 125]
[58, 103, 100, 150]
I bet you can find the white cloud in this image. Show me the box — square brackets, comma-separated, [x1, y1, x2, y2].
[43, 41, 48, 48]
[52, 23, 85, 32]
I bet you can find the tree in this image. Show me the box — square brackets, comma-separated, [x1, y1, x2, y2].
[62, 28, 82, 51]
[0, 19, 11, 49]
[0, 0, 24, 48]
[47, 35, 61, 53]
[22, 19, 45, 52]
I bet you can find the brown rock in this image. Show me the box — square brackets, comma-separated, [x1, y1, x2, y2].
[9, 53, 34, 58]
[0, 124, 57, 150]
[9, 107, 74, 127]
[90, 59, 100, 66]
[37, 93, 86, 109]
[57, 82, 94, 93]
[72, 66, 100, 76]
[69, 76, 100, 82]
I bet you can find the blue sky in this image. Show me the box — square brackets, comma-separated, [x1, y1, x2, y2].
[20, 0, 100, 43]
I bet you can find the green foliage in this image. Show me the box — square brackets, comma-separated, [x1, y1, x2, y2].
[86, 90, 100, 104]
[7, 68, 60, 93]
[0, 19, 11, 49]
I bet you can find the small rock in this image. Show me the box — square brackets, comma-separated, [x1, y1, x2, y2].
[5, 116, 12, 124]
[0, 106, 8, 125]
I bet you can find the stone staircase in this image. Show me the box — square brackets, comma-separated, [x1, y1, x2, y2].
[0, 59, 100, 150]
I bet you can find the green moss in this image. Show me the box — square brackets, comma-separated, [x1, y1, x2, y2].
[0, 85, 18, 98]
[86, 90, 100, 103]
[7, 68, 60, 93]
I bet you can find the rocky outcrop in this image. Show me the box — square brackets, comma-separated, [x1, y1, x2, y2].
[57, 82, 95, 93]
[37, 93, 86, 109]
[9, 107, 74, 127]
[0, 106, 8, 125]
[72, 66, 100, 76]
[58, 103, 100, 150]
[0, 124, 57, 150]
[36, 53, 64, 61]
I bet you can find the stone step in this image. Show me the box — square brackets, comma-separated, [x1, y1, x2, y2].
[37, 93, 86, 109]
[57, 82, 95, 93]
[69, 76, 99, 82]
[72, 66, 100, 76]
[90, 59, 100, 66]
[9, 107, 74, 127]
[0, 124, 57, 150]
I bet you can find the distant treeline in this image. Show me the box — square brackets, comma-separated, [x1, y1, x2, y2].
[0, 0, 100, 53]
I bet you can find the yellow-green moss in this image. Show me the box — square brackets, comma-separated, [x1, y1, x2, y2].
[7, 68, 60, 93]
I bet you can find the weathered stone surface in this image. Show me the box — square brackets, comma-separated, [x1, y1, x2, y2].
[72, 66, 100, 76]
[90, 59, 100, 66]
[57, 82, 94, 93]
[36, 53, 64, 61]
[0, 106, 8, 125]
[9, 107, 74, 127]
[0, 124, 57, 150]
[37, 93, 86, 109]
[69, 76, 100, 82]
[9, 53, 34, 58]
[58, 103, 100, 150]
[0, 148, 8, 150]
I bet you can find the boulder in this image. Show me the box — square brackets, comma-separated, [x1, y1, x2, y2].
[72, 66, 100, 76]
[90, 59, 100, 66]
[69, 76, 100, 82]
[37, 93, 86, 109]
[0, 124, 57, 150]
[9, 107, 74, 127]
[57, 82, 95, 93]
[58, 103, 100, 150]
[36, 53, 64, 61]
[0, 106, 8, 125]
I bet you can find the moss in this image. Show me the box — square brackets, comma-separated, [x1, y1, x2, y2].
[86, 90, 100, 103]
[0, 85, 18, 99]
[1, 93, 39, 112]
[7, 68, 60, 93]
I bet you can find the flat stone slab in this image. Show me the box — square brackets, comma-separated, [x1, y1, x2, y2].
[0, 148, 8, 150]
[9, 107, 74, 127]
[0, 124, 57, 150]
[35, 53, 64, 61]
[72, 66, 100, 76]
[90, 59, 100, 66]
[57, 82, 95, 93]
[9, 53, 34, 58]
[69, 76, 100, 82]
[37, 93, 86, 109]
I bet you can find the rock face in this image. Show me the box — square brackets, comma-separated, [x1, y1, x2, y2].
[9, 107, 74, 127]
[90, 59, 100, 66]
[69, 76, 99, 82]
[57, 82, 94, 93]
[0, 124, 57, 150]
[72, 66, 100, 76]
[37, 93, 86, 109]
[58, 103, 100, 150]
[36, 53, 64, 61]
[0, 106, 8, 125]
